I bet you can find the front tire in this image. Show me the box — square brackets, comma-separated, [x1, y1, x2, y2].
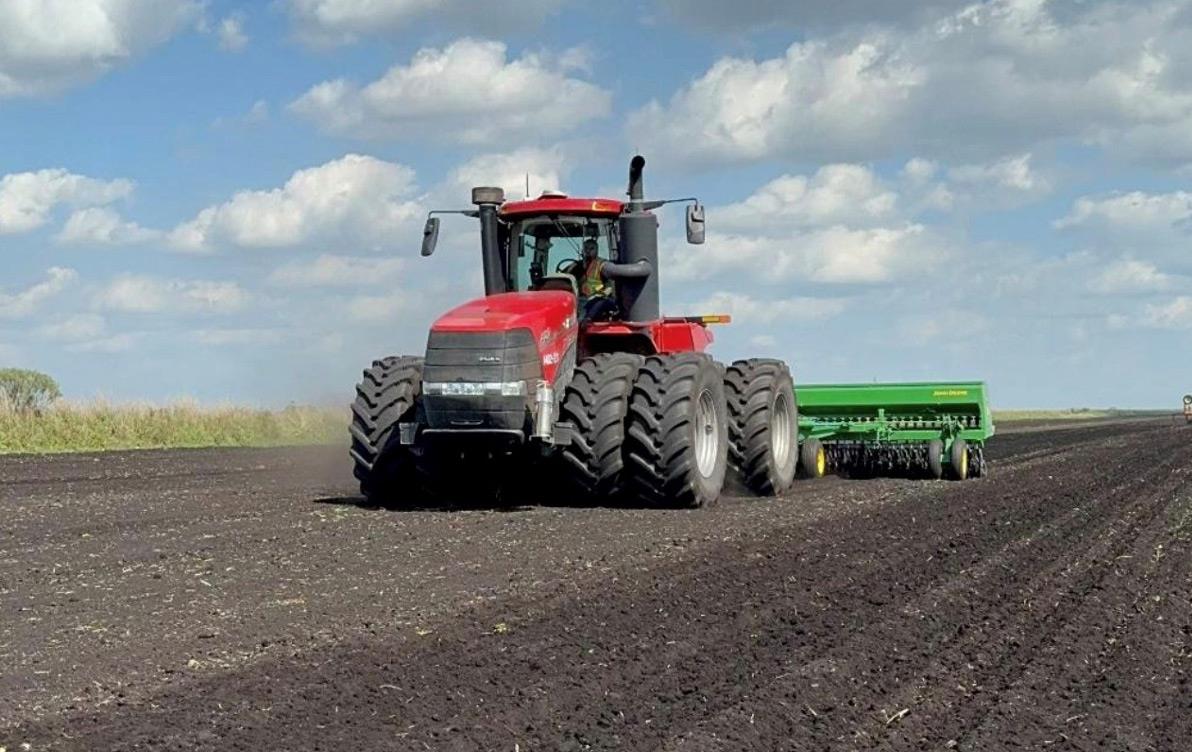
[557, 353, 643, 500]
[624, 353, 729, 508]
[350, 356, 423, 503]
[726, 359, 798, 495]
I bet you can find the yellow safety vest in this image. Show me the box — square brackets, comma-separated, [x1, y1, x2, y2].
[581, 258, 608, 297]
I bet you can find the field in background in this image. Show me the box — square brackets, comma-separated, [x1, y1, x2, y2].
[0, 401, 345, 454]
[993, 408, 1168, 422]
[0, 402, 1173, 454]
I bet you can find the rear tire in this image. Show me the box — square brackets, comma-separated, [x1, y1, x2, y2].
[725, 359, 798, 495]
[350, 356, 423, 503]
[799, 437, 827, 479]
[927, 439, 945, 480]
[624, 353, 728, 508]
[949, 438, 969, 480]
[558, 353, 643, 500]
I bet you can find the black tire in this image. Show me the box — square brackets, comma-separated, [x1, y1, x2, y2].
[349, 356, 423, 503]
[725, 359, 798, 496]
[927, 438, 945, 480]
[799, 437, 827, 479]
[557, 353, 644, 499]
[970, 444, 986, 478]
[624, 353, 728, 508]
[949, 438, 969, 480]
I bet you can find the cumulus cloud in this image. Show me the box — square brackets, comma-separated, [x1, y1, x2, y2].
[662, 0, 964, 32]
[1089, 259, 1178, 294]
[669, 225, 942, 285]
[444, 146, 570, 200]
[38, 313, 108, 341]
[677, 291, 848, 324]
[57, 207, 159, 245]
[0, 169, 133, 234]
[169, 154, 422, 252]
[1056, 190, 1192, 233]
[290, 39, 612, 144]
[68, 333, 141, 354]
[631, 0, 1192, 166]
[268, 254, 406, 287]
[95, 275, 249, 314]
[194, 328, 284, 346]
[0, 267, 78, 318]
[283, 0, 564, 46]
[217, 14, 248, 52]
[0, 0, 199, 97]
[1142, 296, 1192, 328]
[714, 164, 898, 232]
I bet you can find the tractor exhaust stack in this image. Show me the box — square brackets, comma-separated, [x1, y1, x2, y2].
[472, 186, 506, 296]
[619, 156, 659, 321]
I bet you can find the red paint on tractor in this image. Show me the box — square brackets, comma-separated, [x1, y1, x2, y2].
[430, 292, 578, 383]
[499, 197, 624, 218]
[584, 318, 714, 354]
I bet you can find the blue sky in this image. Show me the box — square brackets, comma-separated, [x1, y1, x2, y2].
[2, 0, 1191, 408]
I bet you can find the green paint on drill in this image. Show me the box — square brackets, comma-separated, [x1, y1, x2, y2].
[796, 381, 994, 451]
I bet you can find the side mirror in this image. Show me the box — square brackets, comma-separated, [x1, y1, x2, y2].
[686, 203, 706, 245]
[420, 216, 440, 257]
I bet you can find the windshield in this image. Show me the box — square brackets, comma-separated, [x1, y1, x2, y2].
[507, 216, 617, 292]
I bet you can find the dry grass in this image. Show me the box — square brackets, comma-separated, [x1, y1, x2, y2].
[0, 400, 346, 454]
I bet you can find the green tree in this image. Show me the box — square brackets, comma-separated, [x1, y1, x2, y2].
[0, 368, 62, 414]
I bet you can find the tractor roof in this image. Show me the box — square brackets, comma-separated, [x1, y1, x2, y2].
[499, 194, 624, 219]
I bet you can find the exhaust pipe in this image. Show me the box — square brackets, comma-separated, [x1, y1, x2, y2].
[472, 186, 505, 296]
[627, 155, 646, 208]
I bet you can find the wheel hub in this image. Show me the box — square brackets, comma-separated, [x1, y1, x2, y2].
[695, 388, 719, 478]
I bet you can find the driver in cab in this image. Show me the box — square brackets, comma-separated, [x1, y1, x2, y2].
[578, 238, 618, 321]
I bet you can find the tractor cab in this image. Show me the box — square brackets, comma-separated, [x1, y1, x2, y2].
[498, 197, 623, 301]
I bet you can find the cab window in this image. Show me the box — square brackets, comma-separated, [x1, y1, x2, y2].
[507, 217, 615, 292]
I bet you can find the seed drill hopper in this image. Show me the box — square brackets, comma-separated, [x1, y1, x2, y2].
[796, 382, 994, 480]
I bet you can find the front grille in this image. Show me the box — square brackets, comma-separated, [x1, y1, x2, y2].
[422, 328, 542, 432]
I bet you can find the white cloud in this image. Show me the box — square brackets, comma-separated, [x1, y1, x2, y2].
[0, 267, 78, 318]
[95, 275, 249, 314]
[677, 291, 847, 324]
[169, 154, 422, 251]
[1056, 190, 1192, 233]
[1090, 259, 1177, 294]
[283, 0, 563, 46]
[217, 14, 248, 52]
[896, 309, 991, 346]
[662, 0, 961, 32]
[948, 153, 1048, 195]
[268, 254, 406, 287]
[56, 207, 159, 245]
[290, 39, 612, 144]
[669, 224, 942, 285]
[39, 313, 107, 341]
[0, 169, 133, 234]
[715, 164, 897, 232]
[68, 333, 140, 354]
[1142, 296, 1192, 328]
[0, 0, 199, 97]
[194, 328, 284, 346]
[445, 146, 569, 200]
[347, 292, 423, 323]
[630, 0, 1192, 166]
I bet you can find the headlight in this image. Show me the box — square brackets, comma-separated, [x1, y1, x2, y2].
[423, 381, 528, 397]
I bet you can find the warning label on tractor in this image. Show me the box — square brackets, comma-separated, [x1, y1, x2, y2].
[932, 389, 969, 397]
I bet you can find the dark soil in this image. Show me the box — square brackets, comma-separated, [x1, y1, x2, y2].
[2, 418, 1188, 750]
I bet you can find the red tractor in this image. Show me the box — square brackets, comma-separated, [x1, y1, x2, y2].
[350, 156, 799, 507]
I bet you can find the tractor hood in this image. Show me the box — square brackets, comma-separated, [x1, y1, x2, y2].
[431, 292, 576, 336]
[429, 292, 578, 383]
